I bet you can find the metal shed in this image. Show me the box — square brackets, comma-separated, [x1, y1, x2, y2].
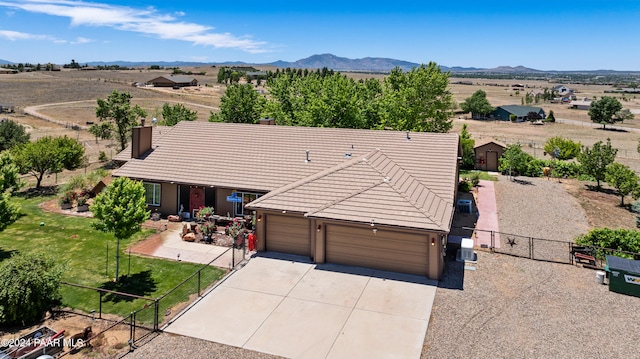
[605, 255, 640, 297]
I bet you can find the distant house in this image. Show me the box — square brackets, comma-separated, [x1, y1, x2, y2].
[0, 68, 18, 74]
[569, 99, 591, 110]
[148, 75, 198, 88]
[0, 103, 15, 113]
[474, 139, 506, 172]
[491, 105, 545, 122]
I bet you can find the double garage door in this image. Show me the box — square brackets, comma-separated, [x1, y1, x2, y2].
[264, 214, 429, 276]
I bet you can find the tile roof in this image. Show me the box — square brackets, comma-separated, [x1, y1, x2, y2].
[474, 138, 506, 149]
[247, 149, 454, 231]
[113, 121, 460, 230]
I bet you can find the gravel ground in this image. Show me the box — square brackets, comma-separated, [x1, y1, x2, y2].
[423, 175, 640, 358]
[124, 332, 283, 359]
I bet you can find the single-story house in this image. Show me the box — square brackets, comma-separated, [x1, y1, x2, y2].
[552, 85, 573, 96]
[569, 99, 591, 110]
[0, 68, 18, 74]
[474, 139, 506, 172]
[113, 121, 461, 279]
[148, 75, 198, 88]
[491, 105, 546, 122]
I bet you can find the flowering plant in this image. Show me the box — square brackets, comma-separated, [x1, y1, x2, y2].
[59, 190, 76, 205]
[196, 206, 214, 221]
[198, 220, 217, 236]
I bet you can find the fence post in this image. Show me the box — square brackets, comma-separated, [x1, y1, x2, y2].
[99, 292, 103, 319]
[570, 243, 574, 265]
[198, 270, 201, 297]
[154, 300, 159, 331]
[129, 312, 134, 347]
[490, 231, 495, 252]
[529, 237, 533, 259]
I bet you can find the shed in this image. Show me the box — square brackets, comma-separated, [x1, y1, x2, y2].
[474, 139, 506, 172]
[605, 255, 640, 298]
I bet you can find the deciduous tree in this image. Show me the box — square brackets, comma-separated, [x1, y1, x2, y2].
[0, 119, 30, 152]
[605, 162, 639, 206]
[0, 252, 65, 326]
[589, 96, 623, 129]
[96, 91, 147, 151]
[578, 138, 618, 189]
[544, 136, 581, 160]
[210, 83, 265, 123]
[460, 124, 475, 169]
[91, 177, 149, 281]
[161, 103, 197, 126]
[499, 144, 533, 178]
[11, 136, 85, 188]
[459, 90, 494, 119]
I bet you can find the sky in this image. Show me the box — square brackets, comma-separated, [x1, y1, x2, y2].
[0, 0, 639, 71]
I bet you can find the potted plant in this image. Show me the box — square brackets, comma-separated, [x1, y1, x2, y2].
[198, 221, 217, 243]
[76, 194, 89, 212]
[196, 206, 214, 222]
[59, 191, 75, 210]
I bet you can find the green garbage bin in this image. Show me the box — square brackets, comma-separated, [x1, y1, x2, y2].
[605, 255, 640, 298]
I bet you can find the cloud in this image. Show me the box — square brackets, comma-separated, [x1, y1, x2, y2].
[0, 29, 53, 41]
[71, 36, 93, 44]
[0, 0, 269, 52]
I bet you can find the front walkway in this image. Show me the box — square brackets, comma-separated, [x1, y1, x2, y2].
[130, 222, 237, 268]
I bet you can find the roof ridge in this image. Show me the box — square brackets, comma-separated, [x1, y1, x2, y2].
[365, 149, 451, 230]
[248, 150, 375, 208]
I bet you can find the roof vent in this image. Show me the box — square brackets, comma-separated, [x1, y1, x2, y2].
[305, 150, 310, 163]
[406, 130, 411, 141]
[345, 152, 352, 158]
[384, 177, 390, 183]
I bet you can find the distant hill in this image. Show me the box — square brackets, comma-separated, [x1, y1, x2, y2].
[0, 59, 13, 65]
[269, 53, 420, 72]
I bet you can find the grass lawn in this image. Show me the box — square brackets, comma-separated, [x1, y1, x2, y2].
[459, 169, 499, 181]
[0, 194, 225, 323]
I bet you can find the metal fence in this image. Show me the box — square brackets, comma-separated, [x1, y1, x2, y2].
[58, 245, 245, 353]
[460, 226, 640, 268]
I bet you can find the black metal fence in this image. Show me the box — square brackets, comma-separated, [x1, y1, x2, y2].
[59, 245, 246, 353]
[454, 226, 640, 267]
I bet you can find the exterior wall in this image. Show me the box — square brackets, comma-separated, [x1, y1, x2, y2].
[216, 188, 235, 217]
[474, 143, 505, 171]
[492, 108, 511, 121]
[155, 182, 178, 216]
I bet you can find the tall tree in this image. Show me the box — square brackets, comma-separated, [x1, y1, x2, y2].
[605, 162, 639, 206]
[11, 136, 85, 188]
[459, 124, 475, 169]
[210, 83, 265, 123]
[96, 91, 147, 151]
[578, 138, 618, 189]
[381, 63, 455, 133]
[589, 96, 623, 129]
[0, 119, 30, 152]
[91, 177, 150, 282]
[161, 103, 197, 126]
[459, 90, 494, 119]
[0, 152, 23, 193]
[499, 144, 533, 178]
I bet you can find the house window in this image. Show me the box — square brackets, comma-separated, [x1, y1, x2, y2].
[143, 182, 161, 206]
[234, 192, 262, 216]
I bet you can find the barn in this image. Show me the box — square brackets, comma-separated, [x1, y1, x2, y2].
[113, 121, 461, 279]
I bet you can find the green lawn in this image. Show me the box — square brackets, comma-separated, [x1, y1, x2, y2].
[0, 194, 225, 322]
[459, 169, 499, 181]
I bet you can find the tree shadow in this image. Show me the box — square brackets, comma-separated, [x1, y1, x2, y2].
[511, 178, 534, 186]
[0, 248, 17, 262]
[595, 127, 629, 133]
[585, 184, 618, 195]
[100, 270, 157, 303]
[14, 185, 59, 199]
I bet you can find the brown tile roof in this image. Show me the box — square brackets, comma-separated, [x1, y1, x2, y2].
[113, 122, 460, 230]
[474, 138, 506, 149]
[247, 149, 454, 231]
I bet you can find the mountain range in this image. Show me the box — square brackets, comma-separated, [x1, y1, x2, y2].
[1, 54, 638, 74]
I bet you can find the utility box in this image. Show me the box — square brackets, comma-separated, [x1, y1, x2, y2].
[605, 255, 640, 298]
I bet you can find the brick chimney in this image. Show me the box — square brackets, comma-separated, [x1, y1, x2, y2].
[131, 123, 153, 159]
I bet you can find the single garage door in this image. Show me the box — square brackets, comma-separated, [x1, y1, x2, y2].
[265, 215, 311, 256]
[325, 225, 428, 276]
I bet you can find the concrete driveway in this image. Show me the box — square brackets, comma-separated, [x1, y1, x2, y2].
[164, 253, 437, 359]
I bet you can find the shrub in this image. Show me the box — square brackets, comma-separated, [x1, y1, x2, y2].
[0, 192, 20, 231]
[469, 172, 480, 187]
[98, 151, 108, 162]
[0, 252, 65, 326]
[59, 190, 76, 205]
[576, 228, 640, 259]
[458, 178, 472, 192]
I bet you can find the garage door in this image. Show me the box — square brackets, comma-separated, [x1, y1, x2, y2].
[265, 215, 311, 256]
[325, 225, 428, 276]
